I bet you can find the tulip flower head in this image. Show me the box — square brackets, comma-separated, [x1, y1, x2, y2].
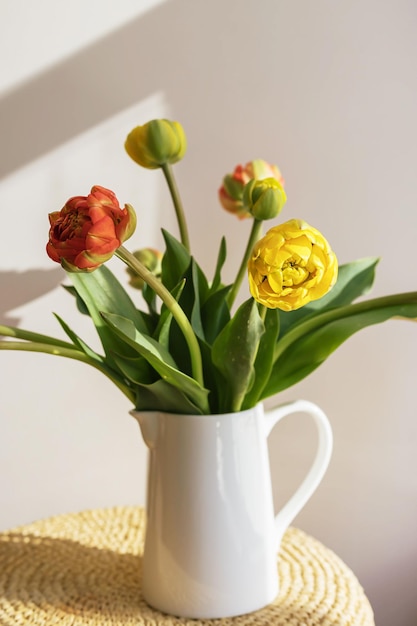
[248, 219, 338, 311]
[125, 119, 187, 169]
[127, 248, 163, 290]
[219, 159, 285, 219]
[243, 177, 287, 220]
[46, 185, 136, 272]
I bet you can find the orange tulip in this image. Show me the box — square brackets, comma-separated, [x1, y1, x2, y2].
[46, 185, 136, 271]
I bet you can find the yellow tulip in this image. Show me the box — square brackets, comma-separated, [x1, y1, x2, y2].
[248, 219, 338, 311]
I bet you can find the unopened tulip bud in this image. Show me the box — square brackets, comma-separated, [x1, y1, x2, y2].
[125, 119, 187, 169]
[218, 159, 285, 219]
[126, 248, 162, 290]
[243, 178, 287, 221]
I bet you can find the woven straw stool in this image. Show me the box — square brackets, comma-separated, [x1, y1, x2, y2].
[0, 506, 374, 625]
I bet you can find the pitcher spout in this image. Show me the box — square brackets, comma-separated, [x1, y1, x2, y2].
[130, 410, 159, 449]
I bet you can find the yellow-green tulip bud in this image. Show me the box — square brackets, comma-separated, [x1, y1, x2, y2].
[243, 177, 287, 221]
[125, 119, 187, 169]
[126, 248, 162, 290]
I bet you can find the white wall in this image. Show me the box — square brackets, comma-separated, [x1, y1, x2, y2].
[1, 2, 416, 625]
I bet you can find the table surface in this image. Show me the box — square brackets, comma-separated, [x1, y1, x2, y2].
[0, 506, 374, 625]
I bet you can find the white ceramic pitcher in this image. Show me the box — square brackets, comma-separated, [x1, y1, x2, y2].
[131, 400, 332, 619]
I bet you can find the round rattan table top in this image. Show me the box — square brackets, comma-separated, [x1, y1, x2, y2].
[0, 506, 374, 625]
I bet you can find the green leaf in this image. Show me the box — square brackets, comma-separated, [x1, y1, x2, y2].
[141, 281, 158, 317]
[69, 265, 149, 368]
[154, 280, 186, 350]
[160, 230, 212, 340]
[112, 354, 156, 384]
[133, 379, 204, 414]
[161, 229, 191, 291]
[278, 257, 380, 337]
[212, 298, 264, 412]
[197, 340, 221, 413]
[242, 308, 280, 409]
[183, 259, 210, 339]
[168, 259, 210, 344]
[53, 313, 104, 363]
[210, 236, 227, 294]
[201, 285, 232, 345]
[103, 313, 177, 366]
[102, 313, 210, 412]
[166, 259, 210, 373]
[264, 292, 417, 396]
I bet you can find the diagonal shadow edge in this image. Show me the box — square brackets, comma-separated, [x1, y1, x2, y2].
[0, 0, 193, 180]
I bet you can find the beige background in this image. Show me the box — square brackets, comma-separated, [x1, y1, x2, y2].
[0, 1, 416, 625]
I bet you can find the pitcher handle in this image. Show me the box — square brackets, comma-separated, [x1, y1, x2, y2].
[264, 400, 333, 547]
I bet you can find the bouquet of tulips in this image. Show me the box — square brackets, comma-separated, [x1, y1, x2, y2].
[1, 119, 416, 415]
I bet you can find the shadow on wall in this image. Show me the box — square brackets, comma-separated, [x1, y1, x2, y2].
[0, 0, 210, 178]
[0, 0, 191, 321]
[0, 0, 293, 179]
[0, 269, 64, 325]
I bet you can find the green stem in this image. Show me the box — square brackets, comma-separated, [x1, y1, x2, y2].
[116, 246, 207, 399]
[162, 163, 190, 252]
[0, 324, 77, 349]
[0, 340, 136, 404]
[273, 291, 417, 363]
[227, 219, 263, 309]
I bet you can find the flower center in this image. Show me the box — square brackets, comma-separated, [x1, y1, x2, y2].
[281, 258, 309, 287]
[54, 211, 90, 240]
